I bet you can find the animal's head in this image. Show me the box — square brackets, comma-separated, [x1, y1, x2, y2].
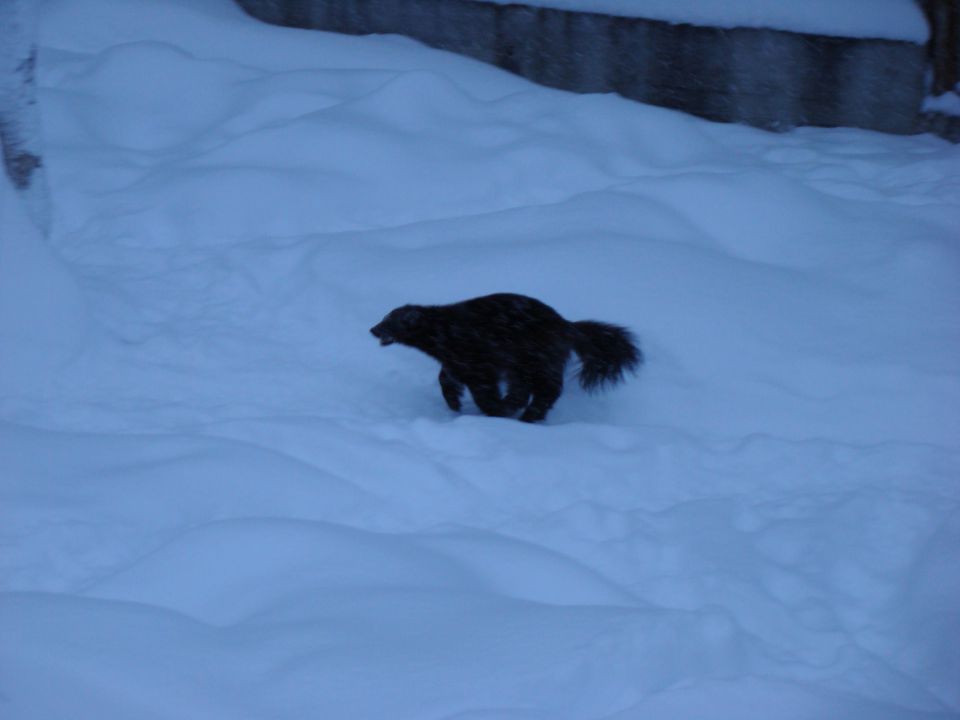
[370, 305, 424, 347]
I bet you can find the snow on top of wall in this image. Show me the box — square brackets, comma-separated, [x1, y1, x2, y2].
[475, 0, 929, 42]
[924, 90, 960, 116]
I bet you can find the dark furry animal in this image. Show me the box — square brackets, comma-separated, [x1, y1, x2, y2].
[370, 293, 642, 422]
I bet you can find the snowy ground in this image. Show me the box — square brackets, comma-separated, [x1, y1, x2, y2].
[2, 0, 959, 718]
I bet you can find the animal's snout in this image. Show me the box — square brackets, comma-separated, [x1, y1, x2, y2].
[370, 323, 394, 346]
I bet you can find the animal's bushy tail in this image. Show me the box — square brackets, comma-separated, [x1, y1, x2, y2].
[571, 320, 643, 392]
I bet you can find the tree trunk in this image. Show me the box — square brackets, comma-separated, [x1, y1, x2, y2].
[920, 0, 960, 95]
[0, 0, 51, 234]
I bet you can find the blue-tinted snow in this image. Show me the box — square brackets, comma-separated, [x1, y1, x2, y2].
[1, 0, 958, 718]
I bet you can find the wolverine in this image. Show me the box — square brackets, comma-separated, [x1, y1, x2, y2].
[370, 293, 642, 422]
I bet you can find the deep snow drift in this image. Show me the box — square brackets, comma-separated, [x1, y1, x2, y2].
[1, 0, 959, 718]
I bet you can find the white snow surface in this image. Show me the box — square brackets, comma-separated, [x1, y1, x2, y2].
[475, 0, 928, 42]
[925, 90, 960, 117]
[2, 0, 959, 718]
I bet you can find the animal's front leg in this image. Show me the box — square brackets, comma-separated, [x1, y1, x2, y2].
[438, 367, 464, 412]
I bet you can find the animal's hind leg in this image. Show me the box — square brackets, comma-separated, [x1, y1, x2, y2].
[519, 374, 563, 423]
[467, 376, 515, 418]
[501, 374, 531, 415]
[439, 367, 464, 411]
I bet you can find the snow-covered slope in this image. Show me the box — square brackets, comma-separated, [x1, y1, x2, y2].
[2, 0, 958, 717]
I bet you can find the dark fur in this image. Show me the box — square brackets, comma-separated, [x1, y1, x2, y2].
[370, 293, 642, 422]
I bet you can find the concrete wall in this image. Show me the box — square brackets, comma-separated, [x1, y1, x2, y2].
[235, 0, 930, 135]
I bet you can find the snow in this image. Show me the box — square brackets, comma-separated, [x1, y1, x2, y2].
[0, 151, 87, 401]
[925, 90, 960, 117]
[2, 0, 959, 717]
[474, 0, 929, 42]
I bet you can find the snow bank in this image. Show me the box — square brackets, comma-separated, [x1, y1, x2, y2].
[925, 91, 960, 117]
[0, 165, 87, 402]
[475, 0, 928, 42]
[2, 0, 958, 717]
[4, 420, 959, 717]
